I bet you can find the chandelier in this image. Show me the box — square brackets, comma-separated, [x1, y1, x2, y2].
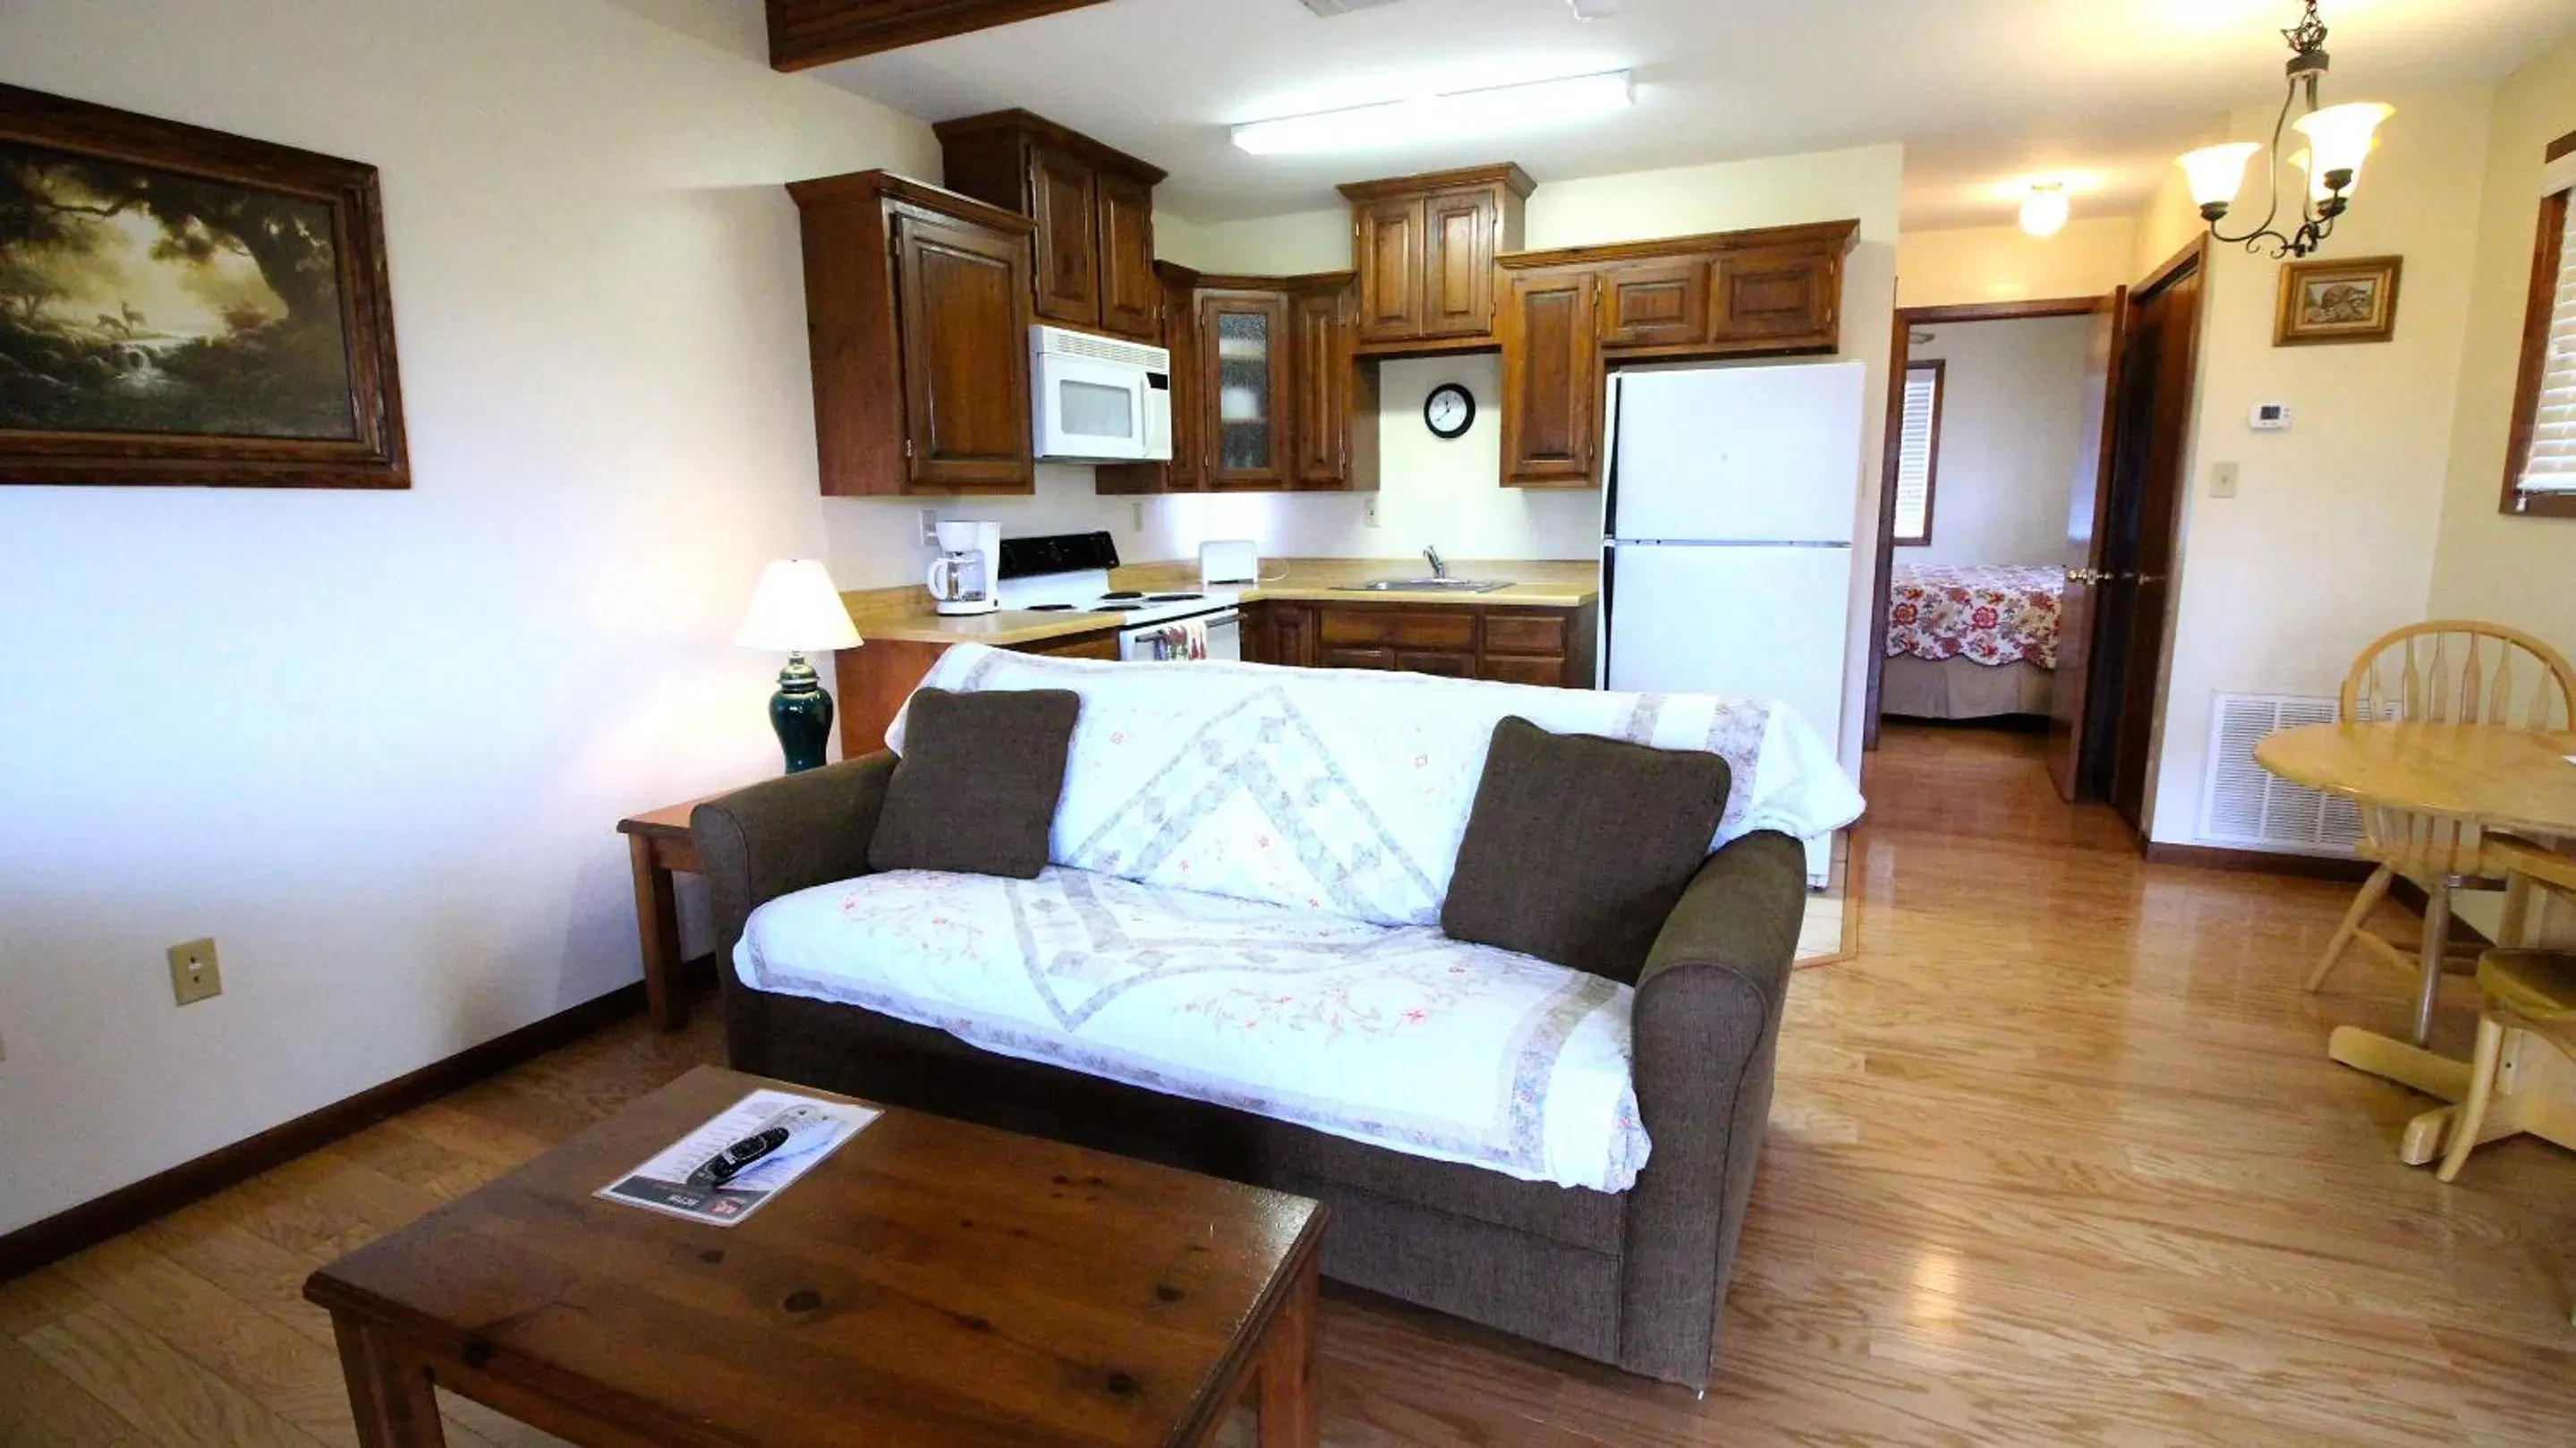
[2175, 0, 2391, 259]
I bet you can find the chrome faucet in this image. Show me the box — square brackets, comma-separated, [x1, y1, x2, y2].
[1423, 545, 1447, 580]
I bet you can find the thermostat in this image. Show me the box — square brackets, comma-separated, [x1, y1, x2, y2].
[2249, 402, 2291, 431]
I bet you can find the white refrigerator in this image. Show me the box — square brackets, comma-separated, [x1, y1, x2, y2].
[1601, 361, 1866, 875]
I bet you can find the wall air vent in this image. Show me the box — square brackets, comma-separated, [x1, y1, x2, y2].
[2196, 693, 2367, 856]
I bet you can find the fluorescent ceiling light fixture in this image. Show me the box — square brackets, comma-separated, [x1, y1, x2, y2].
[1231, 71, 1633, 156]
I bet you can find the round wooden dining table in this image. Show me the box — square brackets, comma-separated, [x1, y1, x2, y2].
[2255, 720, 2576, 1165]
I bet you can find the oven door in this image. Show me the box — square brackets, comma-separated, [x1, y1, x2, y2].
[1033, 351, 1146, 461]
[1119, 609, 1241, 661]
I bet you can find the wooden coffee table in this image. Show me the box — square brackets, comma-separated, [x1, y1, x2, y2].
[305, 1067, 1326, 1446]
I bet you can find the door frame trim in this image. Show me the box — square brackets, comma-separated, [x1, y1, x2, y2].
[1864, 295, 2106, 748]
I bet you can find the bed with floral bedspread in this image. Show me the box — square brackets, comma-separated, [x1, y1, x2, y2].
[1885, 563, 2064, 669]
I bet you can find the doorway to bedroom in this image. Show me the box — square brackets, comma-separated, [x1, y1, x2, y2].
[1864, 243, 2208, 839]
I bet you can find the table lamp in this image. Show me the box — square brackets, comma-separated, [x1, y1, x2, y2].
[737, 558, 862, 773]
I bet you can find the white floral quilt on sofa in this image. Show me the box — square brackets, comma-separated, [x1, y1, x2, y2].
[733, 645, 1864, 1193]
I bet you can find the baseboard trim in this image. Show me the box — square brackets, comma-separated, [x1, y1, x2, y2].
[2141, 842, 2376, 882]
[0, 980, 647, 1283]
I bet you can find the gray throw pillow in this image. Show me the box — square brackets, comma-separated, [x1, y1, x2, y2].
[1441, 716, 1732, 984]
[868, 687, 1082, 879]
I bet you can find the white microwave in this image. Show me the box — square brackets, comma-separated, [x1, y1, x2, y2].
[1031, 325, 1172, 463]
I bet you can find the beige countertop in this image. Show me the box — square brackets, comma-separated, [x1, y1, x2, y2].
[844, 558, 1600, 644]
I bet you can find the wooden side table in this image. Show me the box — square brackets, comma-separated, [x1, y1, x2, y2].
[615, 795, 724, 1031]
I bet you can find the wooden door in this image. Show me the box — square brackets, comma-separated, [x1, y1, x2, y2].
[1600, 259, 1709, 349]
[1095, 170, 1158, 339]
[1200, 290, 1292, 490]
[1711, 244, 1837, 348]
[1291, 288, 1350, 488]
[1271, 604, 1317, 668]
[2104, 260, 2204, 829]
[893, 211, 1032, 491]
[1354, 198, 1424, 344]
[2046, 286, 2128, 802]
[1419, 187, 1498, 340]
[1027, 142, 1101, 328]
[1499, 267, 1605, 488]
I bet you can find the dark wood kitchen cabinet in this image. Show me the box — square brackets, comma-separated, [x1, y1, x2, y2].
[1240, 599, 1596, 687]
[1339, 164, 1531, 353]
[936, 109, 1167, 341]
[1101, 269, 1375, 496]
[1709, 238, 1843, 351]
[789, 170, 1035, 496]
[1496, 262, 1606, 489]
[1199, 286, 1293, 490]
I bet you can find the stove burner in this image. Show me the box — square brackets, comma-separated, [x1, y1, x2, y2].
[1093, 602, 1144, 612]
[1025, 603, 1075, 612]
[1144, 592, 1203, 602]
[1101, 590, 1143, 600]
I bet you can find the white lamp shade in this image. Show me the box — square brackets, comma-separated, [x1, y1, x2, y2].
[2291, 102, 2392, 187]
[2176, 141, 2261, 208]
[2019, 185, 2070, 238]
[737, 558, 861, 652]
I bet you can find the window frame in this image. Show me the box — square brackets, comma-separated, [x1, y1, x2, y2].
[1892, 358, 1946, 546]
[2501, 127, 2576, 519]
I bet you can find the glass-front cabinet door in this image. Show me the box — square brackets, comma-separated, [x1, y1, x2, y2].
[1198, 290, 1291, 489]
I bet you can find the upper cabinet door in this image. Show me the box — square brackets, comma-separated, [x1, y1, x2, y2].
[1499, 267, 1604, 489]
[1291, 289, 1350, 488]
[1354, 199, 1424, 345]
[1420, 186, 1500, 340]
[1710, 243, 1841, 350]
[1200, 290, 1292, 490]
[1027, 142, 1101, 328]
[1095, 171, 1159, 340]
[894, 211, 1033, 491]
[1600, 258, 1710, 350]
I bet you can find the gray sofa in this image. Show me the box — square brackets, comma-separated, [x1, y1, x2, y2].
[694, 752, 1805, 1391]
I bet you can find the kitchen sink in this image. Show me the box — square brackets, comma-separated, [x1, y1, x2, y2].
[1330, 578, 1513, 593]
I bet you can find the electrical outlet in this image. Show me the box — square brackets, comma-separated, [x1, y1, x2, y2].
[168, 938, 222, 1006]
[2209, 461, 2240, 498]
[1131, 500, 1144, 531]
[917, 508, 939, 546]
[1365, 497, 1382, 529]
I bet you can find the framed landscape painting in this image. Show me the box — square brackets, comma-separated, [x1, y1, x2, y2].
[2273, 253, 2402, 346]
[0, 81, 407, 487]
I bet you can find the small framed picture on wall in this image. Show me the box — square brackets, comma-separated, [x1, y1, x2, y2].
[2273, 253, 2402, 346]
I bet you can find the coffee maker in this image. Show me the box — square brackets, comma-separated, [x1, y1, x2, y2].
[927, 521, 1000, 616]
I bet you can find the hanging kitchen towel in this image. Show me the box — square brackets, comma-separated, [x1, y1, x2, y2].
[1147, 618, 1210, 661]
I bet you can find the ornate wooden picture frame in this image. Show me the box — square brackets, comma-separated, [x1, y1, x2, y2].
[2272, 253, 2402, 346]
[0, 82, 407, 488]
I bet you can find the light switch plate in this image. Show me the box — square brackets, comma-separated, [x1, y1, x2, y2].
[2209, 462, 2240, 498]
[168, 938, 222, 1006]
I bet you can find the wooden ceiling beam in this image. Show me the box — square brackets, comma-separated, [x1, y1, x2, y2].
[768, 0, 1119, 71]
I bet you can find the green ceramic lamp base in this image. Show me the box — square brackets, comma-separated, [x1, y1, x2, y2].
[768, 652, 835, 774]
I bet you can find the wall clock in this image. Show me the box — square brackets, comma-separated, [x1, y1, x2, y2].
[1424, 383, 1475, 440]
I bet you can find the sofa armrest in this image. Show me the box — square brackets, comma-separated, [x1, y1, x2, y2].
[691, 754, 897, 1045]
[1616, 828, 1807, 1388]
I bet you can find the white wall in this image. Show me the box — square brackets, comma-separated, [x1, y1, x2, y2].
[1896, 217, 2138, 309]
[2427, 31, 2576, 633]
[1900, 316, 2094, 567]
[0, 0, 938, 1235]
[2146, 84, 2495, 844]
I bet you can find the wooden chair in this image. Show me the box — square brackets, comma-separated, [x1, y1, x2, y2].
[2436, 840, 2576, 1208]
[2306, 622, 2576, 997]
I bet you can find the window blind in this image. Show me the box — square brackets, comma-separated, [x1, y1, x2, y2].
[1892, 362, 1940, 541]
[2521, 195, 2576, 497]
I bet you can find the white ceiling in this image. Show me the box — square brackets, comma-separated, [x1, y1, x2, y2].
[809, 0, 2576, 231]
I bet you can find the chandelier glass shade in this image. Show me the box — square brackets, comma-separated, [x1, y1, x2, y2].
[2174, 2, 2389, 259]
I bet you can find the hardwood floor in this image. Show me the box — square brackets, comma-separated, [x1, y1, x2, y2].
[2, 722, 2568, 1445]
